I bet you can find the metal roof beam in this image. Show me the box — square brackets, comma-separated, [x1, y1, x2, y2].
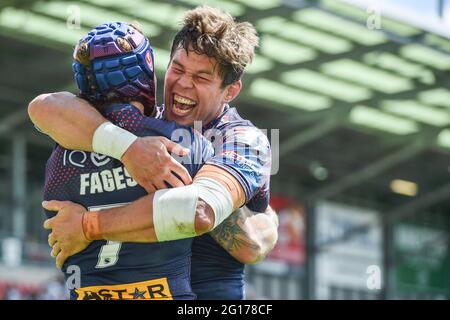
[280, 116, 343, 157]
[277, 77, 445, 157]
[306, 134, 432, 202]
[386, 181, 450, 223]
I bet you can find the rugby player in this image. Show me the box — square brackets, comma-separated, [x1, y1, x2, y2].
[41, 21, 214, 300]
[29, 6, 278, 299]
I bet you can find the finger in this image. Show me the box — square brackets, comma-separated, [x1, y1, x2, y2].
[143, 183, 156, 194]
[168, 158, 192, 185]
[135, 176, 156, 194]
[160, 137, 189, 156]
[56, 251, 68, 269]
[153, 178, 168, 191]
[51, 243, 61, 258]
[48, 232, 57, 247]
[43, 218, 54, 230]
[164, 172, 185, 188]
[42, 200, 69, 212]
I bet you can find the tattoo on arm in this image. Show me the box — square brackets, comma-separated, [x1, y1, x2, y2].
[209, 209, 259, 253]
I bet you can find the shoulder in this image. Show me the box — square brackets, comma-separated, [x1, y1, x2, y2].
[213, 107, 268, 143]
[210, 106, 251, 129]
[228, 125, 269, 148]
[218, 122, 271, 162]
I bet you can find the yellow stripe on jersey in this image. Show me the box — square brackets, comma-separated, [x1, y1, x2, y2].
[75, 277, 173, 300]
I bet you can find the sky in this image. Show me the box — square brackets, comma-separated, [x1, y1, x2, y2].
[343, 0, 450, 37]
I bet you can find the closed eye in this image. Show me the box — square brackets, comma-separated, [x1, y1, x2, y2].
[197, 75, 211, 82]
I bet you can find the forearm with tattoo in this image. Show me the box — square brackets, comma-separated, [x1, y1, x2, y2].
[210, 205, 278, 264]
[209, 209, 260, 254]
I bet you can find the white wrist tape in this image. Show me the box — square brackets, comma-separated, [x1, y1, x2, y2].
[92, 122, 137, 160]
[152, 177, 234, 241]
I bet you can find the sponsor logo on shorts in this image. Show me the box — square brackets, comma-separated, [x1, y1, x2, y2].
[74, 278, 172, 300]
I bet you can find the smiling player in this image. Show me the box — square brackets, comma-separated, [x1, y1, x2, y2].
[30, 6, 279, 300]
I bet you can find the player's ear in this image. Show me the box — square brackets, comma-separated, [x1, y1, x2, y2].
[223, 80, 241, 104]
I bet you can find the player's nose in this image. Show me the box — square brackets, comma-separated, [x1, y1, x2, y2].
[177, 73, 194, 89]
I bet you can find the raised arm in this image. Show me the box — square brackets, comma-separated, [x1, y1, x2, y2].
[28, 92, 104, 151]
[28, 92, 191, 192]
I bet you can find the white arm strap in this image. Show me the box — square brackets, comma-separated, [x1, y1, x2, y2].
[92, 122, 137, 160]
[152, 177, 234, 242]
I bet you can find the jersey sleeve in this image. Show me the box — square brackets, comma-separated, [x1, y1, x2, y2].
[188, 129, 214, 174]
[205, 126, 271, 204]
[104, 104, 179, 138]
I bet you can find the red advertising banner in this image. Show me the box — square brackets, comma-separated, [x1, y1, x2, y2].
[266, 196, 306, 266]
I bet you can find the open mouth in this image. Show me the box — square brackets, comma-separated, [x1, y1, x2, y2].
[172, 94, 197, 116]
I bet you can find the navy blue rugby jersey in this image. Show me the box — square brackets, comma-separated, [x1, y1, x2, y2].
[43, 103, 213, 300]
[160, 105, 271, 300]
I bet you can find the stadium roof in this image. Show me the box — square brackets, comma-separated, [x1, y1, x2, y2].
[1, 0, 450, 218]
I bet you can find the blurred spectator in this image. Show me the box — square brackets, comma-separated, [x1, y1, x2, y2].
[0, 276, 68, 300]
[39, 275, 69, 300]
[5, 286, 22, 300]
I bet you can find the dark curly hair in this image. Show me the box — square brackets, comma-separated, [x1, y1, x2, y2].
[170, 5, 259, 87]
